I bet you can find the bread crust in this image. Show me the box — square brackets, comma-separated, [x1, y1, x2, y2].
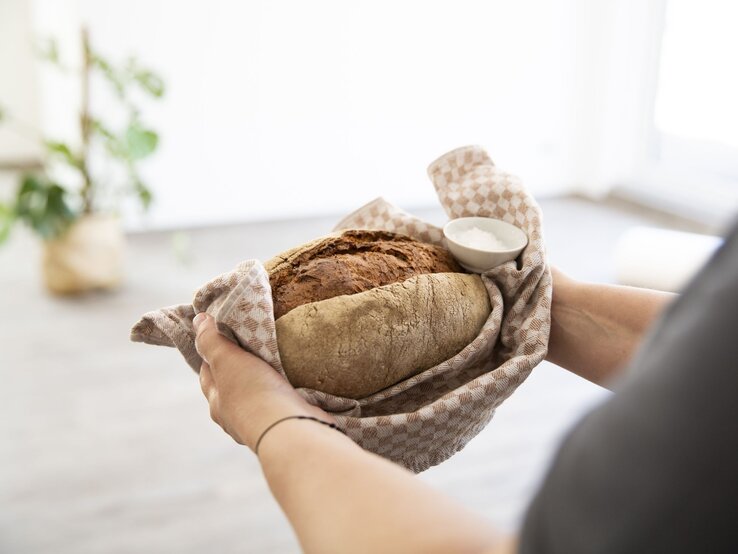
[266, 229, 463, 319]
[275, 272, 491, 398]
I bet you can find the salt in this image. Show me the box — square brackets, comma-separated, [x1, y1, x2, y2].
[454, 226, 506, 250]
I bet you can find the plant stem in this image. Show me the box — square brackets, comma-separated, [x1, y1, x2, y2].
[79, 27, 93, 214]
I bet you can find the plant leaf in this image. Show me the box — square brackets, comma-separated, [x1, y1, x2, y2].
[0, 202, 16, 244]
[124, 57, 165, 98]
[17, 173, 43, 197]
[92, 53, 126, 98]
[45, 140, 82, 168]
[126, 124, 158, 159]
[15, 174, 77, 239]
[134, 179, 153, 210]
[134, 69, 165, 98]
[91, 119, 128, 159]
[0, 104, 5, 122]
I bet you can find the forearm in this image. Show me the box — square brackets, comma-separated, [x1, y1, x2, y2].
[547, 270, 676, 386]
[258, 419, 508, 554]
[193, 313, 512, 553]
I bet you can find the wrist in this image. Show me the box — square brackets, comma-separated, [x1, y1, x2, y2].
[550, 267, 578, 305]
[232, 395, 336, 451]
[546, 267, 585, 365]
[257, 415, 356, 471]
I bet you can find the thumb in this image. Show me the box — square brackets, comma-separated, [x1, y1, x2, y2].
[193, 313, 241, 367]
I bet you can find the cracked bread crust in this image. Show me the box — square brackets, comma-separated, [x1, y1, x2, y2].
[266, 229, 463, 320]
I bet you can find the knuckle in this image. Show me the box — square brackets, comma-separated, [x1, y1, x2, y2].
[224, 425, 245, 445]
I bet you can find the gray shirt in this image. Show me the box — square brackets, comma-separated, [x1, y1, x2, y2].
[519, 221, 738, 553]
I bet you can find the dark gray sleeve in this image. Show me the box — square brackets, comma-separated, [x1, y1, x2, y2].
[519, 222, 738, 554]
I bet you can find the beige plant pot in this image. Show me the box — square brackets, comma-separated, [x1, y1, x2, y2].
[42, 214, 125, 294]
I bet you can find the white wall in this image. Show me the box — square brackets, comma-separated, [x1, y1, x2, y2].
[23, 0, 584, 230]
[0, 0, 42, 167]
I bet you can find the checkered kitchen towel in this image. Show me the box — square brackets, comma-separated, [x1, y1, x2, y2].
[131, 145, 552, 472]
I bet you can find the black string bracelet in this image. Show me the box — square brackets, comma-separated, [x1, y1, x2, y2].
[254, 415, 346, 456]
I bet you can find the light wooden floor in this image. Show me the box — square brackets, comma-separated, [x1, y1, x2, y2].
[0, 197, 700, 553]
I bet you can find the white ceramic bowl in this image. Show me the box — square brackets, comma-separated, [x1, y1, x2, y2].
[443, 217, 528, 273]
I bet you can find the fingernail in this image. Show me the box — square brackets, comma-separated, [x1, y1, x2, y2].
[193, 312, 207, 331]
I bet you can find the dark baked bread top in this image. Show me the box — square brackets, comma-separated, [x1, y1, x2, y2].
[269, 229, 463, 319]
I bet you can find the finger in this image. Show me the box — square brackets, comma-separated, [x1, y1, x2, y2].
[199, 362, 222, 425]
[193, 313, 241, 368]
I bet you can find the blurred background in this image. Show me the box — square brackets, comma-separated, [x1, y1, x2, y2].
[1, 1, 736, 552]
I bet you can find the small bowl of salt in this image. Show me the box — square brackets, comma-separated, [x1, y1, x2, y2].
[443, 217, 528, 273]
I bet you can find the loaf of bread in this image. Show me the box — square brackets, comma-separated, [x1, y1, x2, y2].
[267, 230, 463, 318]
[265, 230, 491, 399]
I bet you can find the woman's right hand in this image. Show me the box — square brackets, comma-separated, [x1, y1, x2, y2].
[194, 313, 333, 451]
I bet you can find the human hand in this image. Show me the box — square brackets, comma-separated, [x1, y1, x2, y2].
[193, 312, 333, 451]
[549, 265, 576, 296]
[545, 263, 675, 385]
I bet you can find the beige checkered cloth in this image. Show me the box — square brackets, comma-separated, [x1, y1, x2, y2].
[131, 145, 552, 473]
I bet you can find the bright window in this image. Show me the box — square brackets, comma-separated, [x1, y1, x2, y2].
[653, 0, 738, 180]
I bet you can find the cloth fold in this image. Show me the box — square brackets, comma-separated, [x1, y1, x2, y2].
[131, 145, 552, 472]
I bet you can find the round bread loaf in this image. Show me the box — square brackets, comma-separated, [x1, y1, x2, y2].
[265, 230, 492, 399]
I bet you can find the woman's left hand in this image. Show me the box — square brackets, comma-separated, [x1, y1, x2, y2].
[193, 312, 332, 450]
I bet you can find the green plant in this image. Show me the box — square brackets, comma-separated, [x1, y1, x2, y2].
[0, 28, 164, 244]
